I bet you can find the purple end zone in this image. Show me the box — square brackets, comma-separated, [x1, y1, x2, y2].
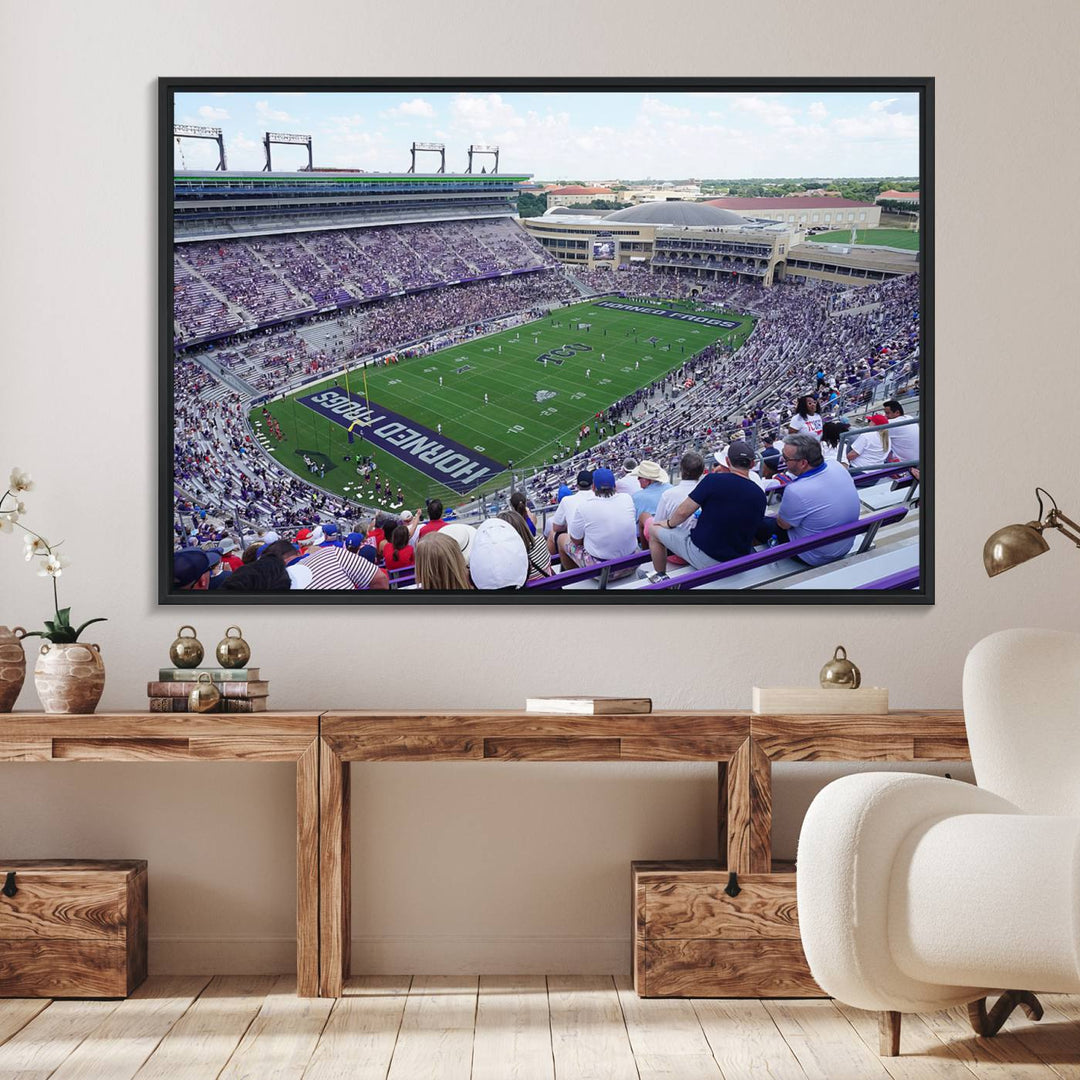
[298, 388, 505, 496]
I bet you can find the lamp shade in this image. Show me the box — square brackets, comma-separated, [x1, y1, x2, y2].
[983, 522, 1050, 577]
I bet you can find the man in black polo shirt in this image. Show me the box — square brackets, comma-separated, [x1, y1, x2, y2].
[645, 440, 766, 582]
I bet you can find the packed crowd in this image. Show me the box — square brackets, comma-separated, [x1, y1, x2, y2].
[174, 218, 557, 345]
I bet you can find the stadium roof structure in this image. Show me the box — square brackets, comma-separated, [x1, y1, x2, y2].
[603, 202, 749, 227]
[877, 189, 920, 200]
[707, 196, 875, 210]
[548, 185, 615, 195]
[542, 206, 605, 217]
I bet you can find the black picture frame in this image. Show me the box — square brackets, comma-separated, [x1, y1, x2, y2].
[160, 76, 933, 606]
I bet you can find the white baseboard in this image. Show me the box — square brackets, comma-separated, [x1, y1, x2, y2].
[149, 935, 630, 975]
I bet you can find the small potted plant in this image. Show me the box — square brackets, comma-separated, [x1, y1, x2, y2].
[1, 468, 108, 714]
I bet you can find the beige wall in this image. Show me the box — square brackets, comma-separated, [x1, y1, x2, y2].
[2, 0, 1078, 975]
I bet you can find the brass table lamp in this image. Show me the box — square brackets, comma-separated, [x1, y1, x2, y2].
[983, 488, 1080, 577]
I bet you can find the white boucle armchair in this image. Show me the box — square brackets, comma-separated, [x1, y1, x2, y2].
[796, 628, 1080, 1055]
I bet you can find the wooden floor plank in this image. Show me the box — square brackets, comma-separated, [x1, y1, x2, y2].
[303, 976, 411, 1080]
[218, 974, 334, 1080]
[693, 998, 807, 1080]
[48, 975, 211, 1080]
[0, 1000, 50, 1049]
[471, 975, 554, 1080]
[547, 975, 638, 1080]
[613, 974, 721, 1078]
[0, 998, 121, 1080]
[132, 974, 277, 1080]
[765, 998, 893, 1080]
[917, 1004, 1056, 1079]
[833, 1003, 979, 1079]
[386, 976, 478, 1080]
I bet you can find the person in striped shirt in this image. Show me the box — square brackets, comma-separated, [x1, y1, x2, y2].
[303, 544, 389, 590]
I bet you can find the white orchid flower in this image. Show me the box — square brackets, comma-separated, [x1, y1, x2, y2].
[0, 510, 17, 533]
[23, 534, 50, 560]
[38, 553, 70, 578]
[8, 469, 34, 493]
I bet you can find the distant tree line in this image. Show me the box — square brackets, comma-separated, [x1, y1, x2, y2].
[517, 192, 548, 218]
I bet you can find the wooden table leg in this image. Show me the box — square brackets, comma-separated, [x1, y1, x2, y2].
[296, 738, 320, 997]
[319, 738, 351, 997]
[727, 738, 772, 874]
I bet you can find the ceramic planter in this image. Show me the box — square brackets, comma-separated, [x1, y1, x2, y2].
[0, 626, 27, 712]
[34, 641, 106, 714]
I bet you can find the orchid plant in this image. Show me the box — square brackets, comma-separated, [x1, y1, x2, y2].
[1, 468, 107, 644]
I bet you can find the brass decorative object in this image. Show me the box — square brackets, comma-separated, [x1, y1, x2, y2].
[188, 672, 221, 713]
[984, 488, 1080, 577]
[0, 626, 28, 713]
[169, 625, 204, 668]
[215, 626, 251, 669]
[820, 645, 861, 689]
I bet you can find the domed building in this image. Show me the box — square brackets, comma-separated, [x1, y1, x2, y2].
[520, 198, 796, 285]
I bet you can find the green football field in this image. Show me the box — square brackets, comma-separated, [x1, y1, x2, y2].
[809, 228, 920, 251]
[250, 296, 755, 511]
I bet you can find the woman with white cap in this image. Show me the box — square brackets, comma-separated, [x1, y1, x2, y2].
[469, 518, 529, 590]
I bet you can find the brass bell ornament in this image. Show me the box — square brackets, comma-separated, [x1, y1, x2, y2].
[215, 626, 251, 669]
[820, 645, 861, 689]
[188, 672, 221, 713]
[169, 625, 204, 669]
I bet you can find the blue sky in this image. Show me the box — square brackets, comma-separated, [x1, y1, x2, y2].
[174, 90, 920, 180]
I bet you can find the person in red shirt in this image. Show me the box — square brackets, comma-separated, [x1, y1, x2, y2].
[416, 498, 449, 539]
[217, 537, 243, 572]
[381, 524, 415, 572]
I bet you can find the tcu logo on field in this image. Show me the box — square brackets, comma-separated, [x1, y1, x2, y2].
[534, 390, 557, 403]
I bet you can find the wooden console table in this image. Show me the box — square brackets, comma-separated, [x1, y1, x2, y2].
[319, 709, 970, 998]
[0, 712, 321, 997]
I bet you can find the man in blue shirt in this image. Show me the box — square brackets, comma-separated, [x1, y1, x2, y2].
[629, 460, 671, 540]
[646, 440, 765, 581]
[759, 433, 861, 565]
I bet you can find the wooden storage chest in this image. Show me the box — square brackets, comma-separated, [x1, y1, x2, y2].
[0, 859, 148, 997]
[632, 860, 822, 998]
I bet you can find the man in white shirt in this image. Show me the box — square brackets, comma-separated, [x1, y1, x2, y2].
[650, 451, 706, 535]
[882, 399, 919, 465]
[615, 457, 639, 495]
[546, 470, 595, 565]
[559, 468, 638, 569]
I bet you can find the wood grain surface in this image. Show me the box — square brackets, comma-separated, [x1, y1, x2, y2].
[0, 712, 320, 739]
[642, 939, 819, 998]
[0, 940, 130, 998]
[296, 740, 320, 999]
[319, 740, 350, 998]
[0, 871, 128, 940]
[644, 876, 801, 940]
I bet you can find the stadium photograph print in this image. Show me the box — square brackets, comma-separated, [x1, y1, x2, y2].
[160, 76, 932, 604]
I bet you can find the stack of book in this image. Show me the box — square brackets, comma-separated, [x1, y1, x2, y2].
[147, 668, 269, 712]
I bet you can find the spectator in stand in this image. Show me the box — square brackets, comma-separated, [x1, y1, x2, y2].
[509, 491, 538, 536]
[615, 457, 640, 495]
[758, 433, 860, 566]
[558, 468, 638, 572]
[217, 538, 243, 572]
[295, 526, 325, 556]
[547, 470, 595, 565]
[882, 399, 919, 464]
[417, 498, 448, 540]
[261, 539, 313, 589]
[647, 441, 766, 582]
[498, 509, 551, 580]
[381, 524, 415, 572]
[821, 420, 851, 455]
[649, 451, 705, 539]
[714, 441, 766, 491]
[173, 549, 221, 591]
[414, 532, 473, 590]
[304, 541, 389, 590]
[629, 461, 672, 537]
[786, 395, 824, 440]
[846, 415, 891, 470]
[319, 523, 344, 548]
[440, 521, 477, 565]
[217, 548, 292, 591]
[471, 518, 529, 590]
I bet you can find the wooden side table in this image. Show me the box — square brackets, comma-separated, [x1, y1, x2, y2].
[0, 712, 321, 997]
[318, 710, 750, 997]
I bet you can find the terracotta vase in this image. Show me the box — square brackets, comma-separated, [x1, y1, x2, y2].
[0, 626, 27, 713]
[34, 642, 106, 714]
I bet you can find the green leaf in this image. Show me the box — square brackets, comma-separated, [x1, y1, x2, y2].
[20, 630, 45, 639]
[43, 620, 57, 634]
[55, 608, 71, 626]
[73, 618, 107, 641]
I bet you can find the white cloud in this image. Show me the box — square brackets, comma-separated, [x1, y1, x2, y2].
[869, 98, 899, 112]
[450, 93, 523, 131]
[198, 105, 229, 121]
[833, 110, 918, 141]
[808, 101, 828, 121]
[640, 97, 692, 121]
[731, 96, 797, 128]
[392, 98, 436, 119]
[255, 101, 296, 124]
